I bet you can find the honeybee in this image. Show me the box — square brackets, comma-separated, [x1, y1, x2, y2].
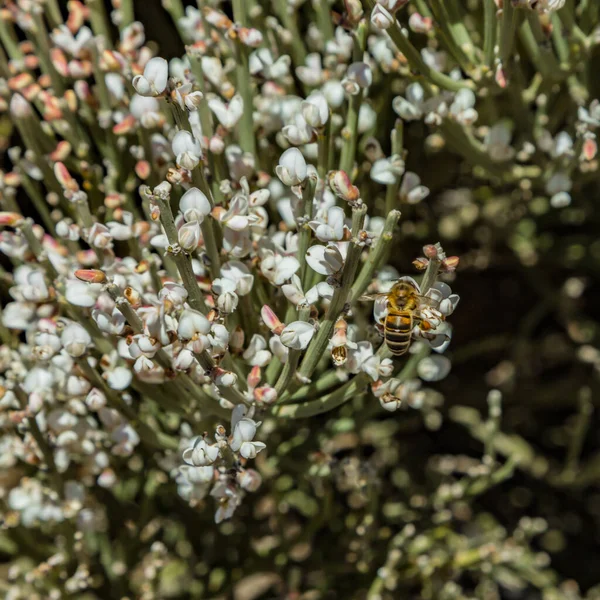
[359, 278, 440, 356]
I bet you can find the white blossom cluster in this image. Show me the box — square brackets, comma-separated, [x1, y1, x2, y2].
[0, 0, 594, 595]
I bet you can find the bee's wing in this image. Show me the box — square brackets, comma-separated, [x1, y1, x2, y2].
[358, 293, 388, 302]
[416, 294, 441, 309]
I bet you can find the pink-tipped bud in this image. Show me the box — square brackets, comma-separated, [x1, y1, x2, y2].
[50, 141, 72, 162]
[247, 365, 261, 389]
[64, 90, 78, 112]
[495, 65, 508, 89]
[135, 160, 151, 180]
[254, 385, 278, 406]
[423, 244, 438, 259]
[54, 162, 79, 191]
[104, 193, 124, 209]
[583, 138, 597, 162]
[75, 269, 107, 283]
[212, 367, 237, 387]
[4, 172, 20, 187]
[202, 6, 233, 29]
[442, 256, 460, 272]
[67, 0, 88, 33]
[261, 305, 285, 335]
[329, 170, 360, 203]
[8, 73, 33, 91]
[113, 114, 136, 135]
[0, 212, 23, 227]
[38, 74, 52, 89]
[51, 48, 69, 77]
[21, 83, 41, 102]
[237, 27, 263, 48]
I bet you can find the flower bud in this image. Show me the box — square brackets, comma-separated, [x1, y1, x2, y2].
[329, 170, 360, 203]
[0, 212, 24, 227]
[254, 385, 278, 405]
[301, 91, 329, 128]
[75, 269, 107, 284]
[371, 5, 394, 30]
[61, 323, 92, 357]
[261, 305, 285, 335]
[10, 93, 32, 118]
[276, 148, 307, 186]
[213, 367, 237, 387]
[178, 220, 201, 252]
[280, 321, 315, 350]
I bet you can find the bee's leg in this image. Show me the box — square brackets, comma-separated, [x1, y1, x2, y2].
[414, 316, 433, 331]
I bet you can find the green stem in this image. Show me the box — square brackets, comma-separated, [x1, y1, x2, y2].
[296, 205, 367, 382]
[351, 209, 401, 302]
[362, 0, 471, 92]
[298, 179, 317, 289]
[274, 307, 311, 397]
[483, 0, 497, 67]
[232, 42, 257, 160]
[85, 0, 114, 48]
[77, 358, 179, 451]
[153, 195, 209, 314]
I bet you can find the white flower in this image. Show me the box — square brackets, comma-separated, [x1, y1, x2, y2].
[65, 280, 102, 308]
[106, 367, 132, 391]
[276, 148, 308, 186]
[371, 4, 394, 29]
[393, 83, 426, 121]
[221, 261, 254, 296]
[323, 80, 345, 108]
[371, 156, 405, 185]
[230, 417, 266, 459]
[178, 308, 211, 339]
[260, 251, 300, 285]
[400, 172, 429, 204]
[417, 355, 452, 382]
[61, 323, 91, 357]
[249, 48, 290, 79]
[426, 282, 460, 317]
[208, 94, 244, 129]
[485, 121, 515, 162]
[180, 187, 211, 223]
[132, 57, 169, 96]
[534, 0, 565, 13]
[296, 53, 324, 86]
[449, 89, 478, 125]
[342, 62, 373, 95]
[283, 113, 314, 145]
[172, 131, 202, 170]
[51, 25, 93, 57]
[309, 206, 345, 242]
[363, 354, 394, 381]
[159, 282, 188, 307]
[280, 321, 315, 350]
[2, 301, 35, 330]
[211, 482, 241, 523]
[183, 437, 220, 466]
[301, 91, 329, 128]
[243, 335, 272, 366]
[212, 278, 239, 314]
[306, 243, 344, 275]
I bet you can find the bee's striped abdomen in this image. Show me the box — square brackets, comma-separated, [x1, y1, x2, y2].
[384, 312, 413, 356]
